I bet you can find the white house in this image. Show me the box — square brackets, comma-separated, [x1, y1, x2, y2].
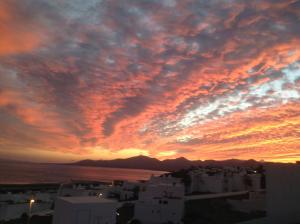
[203, 173, 226, 193]
[189, 168, 261, 194]
[58, 182, 111, 198]
[0, 192, 32, 203]
[189, 170, 228, 193]
[0, 201, 51, 221]
[189, 170, 204, 193]
[134, 175, 184, 224]
[248, 174, 261, 191]
[230, 173, 247, 192]
[110, 180, 139, 201]
[53, 196, 118, 224]
[0, 192, 53, 221]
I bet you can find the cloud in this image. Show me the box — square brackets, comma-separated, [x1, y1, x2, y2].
[0, 0, 63, 55]
[0, 0, 300, 162]
[102, 95, 151, 136]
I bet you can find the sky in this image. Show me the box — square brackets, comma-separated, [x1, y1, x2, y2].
[1, 0, 300, 163]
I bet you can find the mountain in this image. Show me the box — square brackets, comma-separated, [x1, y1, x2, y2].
[70, 156, 262, 171]
[74, 156, 161, 170]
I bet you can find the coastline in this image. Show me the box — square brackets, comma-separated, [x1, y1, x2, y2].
[0, 162, 167, 186]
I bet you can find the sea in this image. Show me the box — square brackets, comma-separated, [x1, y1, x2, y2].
[0, 161, 166, 184]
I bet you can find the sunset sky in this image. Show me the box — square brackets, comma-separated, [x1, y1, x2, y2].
[1, 0, 300, 163]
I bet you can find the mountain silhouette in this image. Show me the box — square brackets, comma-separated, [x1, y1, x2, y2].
[71, 156, 261, 171]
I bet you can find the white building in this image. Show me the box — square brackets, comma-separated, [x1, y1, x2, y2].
[0, 191, 55, 204]
[0, 192, 34, 203]
[189, 168, 261, 194]
[248, 174, 261, 191]
[57, 182, 111, 199]
[134, 175, 184, 224]
[0, 192, 53, 221]
[266, 163, 300, 224]
[230, 173, 247, 192]
[189, 170, 205, 193]
[189, 170, 230, 193]
[203, 174, 226, 193]
[111, 180, 139, 201]
[119, 190, 135, 201]
[53, 197, 118, 224]
[0, 201, 51, 221]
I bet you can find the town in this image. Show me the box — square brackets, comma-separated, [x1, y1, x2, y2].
[1, 0, 300, 223]
[1, 162, 299, 224]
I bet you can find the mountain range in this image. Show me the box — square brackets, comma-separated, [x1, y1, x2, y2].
[70, 156, 262, 171]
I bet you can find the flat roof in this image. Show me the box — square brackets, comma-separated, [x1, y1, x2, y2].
[59, 196, 117, 204]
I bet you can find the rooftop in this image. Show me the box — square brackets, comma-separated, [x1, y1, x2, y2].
[58, 196, 117, 204]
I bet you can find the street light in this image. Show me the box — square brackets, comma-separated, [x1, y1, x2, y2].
[27, 199, 35, 224]
[29, 199, 35, 213]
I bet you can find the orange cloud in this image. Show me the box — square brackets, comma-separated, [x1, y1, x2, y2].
[0, 1, 48, 55]
[1, 0, 300, 163]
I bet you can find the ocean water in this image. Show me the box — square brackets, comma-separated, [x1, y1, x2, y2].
[0, 161, 166, 184]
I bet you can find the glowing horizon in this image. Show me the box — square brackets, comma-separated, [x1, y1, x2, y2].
[1, 0, 300, 163]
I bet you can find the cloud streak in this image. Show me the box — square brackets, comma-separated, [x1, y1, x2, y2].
[0, 0, 300, 162]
